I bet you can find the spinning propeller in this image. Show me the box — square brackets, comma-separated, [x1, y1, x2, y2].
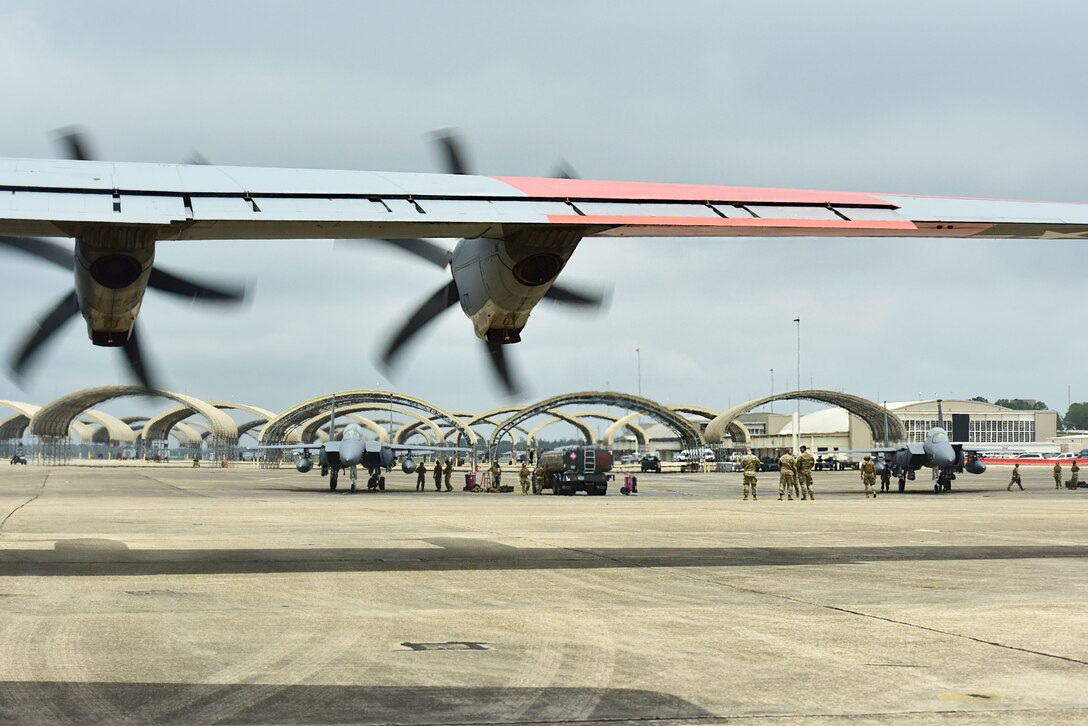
[354, 130, 605, 396]
[0, 128, 248, 389]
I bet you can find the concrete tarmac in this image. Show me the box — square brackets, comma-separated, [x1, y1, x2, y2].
[0, 463, 1085, 724]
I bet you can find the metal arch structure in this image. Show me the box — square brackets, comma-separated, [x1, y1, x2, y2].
[260, 391, 476, 467]
[29, 386, 239, 462]
[457, 406, 524, 447]
[669, 405, 751, 446]
[293, 412, 392, 444]
[236, 419, 267, 442]
[399, 416, 532, 447]
[490, 392, 703, 451]
[703, 390, 906, 445]
[0, 401, 94, 444]
[73, 411, 137, 446]
[524, 412, 596, 447]
[567, 411, 650, 447]
[297, 407, 437, 444]
[601, 413, 649, 447]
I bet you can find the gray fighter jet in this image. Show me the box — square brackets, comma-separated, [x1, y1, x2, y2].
[869, 401, 986, 493]
[262, 402, 467, 493]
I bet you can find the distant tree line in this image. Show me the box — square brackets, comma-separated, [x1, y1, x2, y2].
[970, 396, 1088, 430]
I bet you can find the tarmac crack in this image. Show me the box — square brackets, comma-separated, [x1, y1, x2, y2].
[0, 473, 48, 534]
[559, 544, 1088, 669]
[138, 473, 211, 498]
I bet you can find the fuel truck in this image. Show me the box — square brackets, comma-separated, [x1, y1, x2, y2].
[538, 446, 614, 496]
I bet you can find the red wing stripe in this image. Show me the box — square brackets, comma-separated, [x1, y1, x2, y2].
[545, 215, 918, 231]
[496, 176, 892, 207]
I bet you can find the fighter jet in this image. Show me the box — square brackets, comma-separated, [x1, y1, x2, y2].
[261, 402, 468, 493]
[869, 401, 986, 493]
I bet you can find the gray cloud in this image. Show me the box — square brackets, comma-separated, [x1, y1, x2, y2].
[1, 0, 1086, 418]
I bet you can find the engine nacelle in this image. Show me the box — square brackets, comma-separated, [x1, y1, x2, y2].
[295, 456, 313, 473]
[965, 457, 986, 475]
[74, 230, 157, 346]
[401, 456, 417, 474]
[451, 229, 583, 341]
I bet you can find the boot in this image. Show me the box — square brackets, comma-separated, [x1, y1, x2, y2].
[778, 495, 784, 500]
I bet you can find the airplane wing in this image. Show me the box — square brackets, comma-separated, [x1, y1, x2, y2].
[2, 157, 1088, 241]
[386, 443, 472, 454]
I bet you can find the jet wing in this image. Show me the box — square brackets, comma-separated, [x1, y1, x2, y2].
[3, 157, 1088, 241]
[257, 443, 326, 451]
[387, 443, 472, 454]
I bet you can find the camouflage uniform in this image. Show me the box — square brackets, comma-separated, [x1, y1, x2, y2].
[1054, 462, 1062, 489]
[443, 460, 454, 491]
[1072, 462, 1080, 488]
[1007, 463, 1023, 491]
[532, 466, 545, 495]
[519, 464, 531, 495]
[740, 452, 760, 500]
[416, 461, 427, 491]
[797, 448, 815, 500]
[433, 460, 443, 491]
[490, 461, 502, 489]
[879, 464, 892, 493]
[861, 456, 877, 498]
[778, 452, 797, 500]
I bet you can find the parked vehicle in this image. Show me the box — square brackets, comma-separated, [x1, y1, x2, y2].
[539, 446, 613, 495]
[640, 455, 661, 473]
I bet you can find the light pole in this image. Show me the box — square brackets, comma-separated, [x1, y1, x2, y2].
[769, 368, 775, 413]
[635, 347, 642, 398]
[793, 316, 801, 453]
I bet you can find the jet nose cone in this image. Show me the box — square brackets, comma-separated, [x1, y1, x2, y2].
[340, 441, 363, 465]
[932, 444, 956, 468]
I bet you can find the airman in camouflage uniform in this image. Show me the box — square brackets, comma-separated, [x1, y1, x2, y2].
[797, 445, 815, 500]
[433, 459, 444, 491]
[740, 448, 760, 501]
[879, 461, 892, 493]
[519, 463, 531, 495]
[532, 465, 545, 494]
[778, 449, 797, 500]
[861, 454, 877, 498]
[416, 461, 427, 491]
[1054, 461, 1062, 489]
[443, 459, 454, 491]
[1072, 461, 1080, 488]
[490, 460, 502, 489]
[1007, 462, 1023, 491]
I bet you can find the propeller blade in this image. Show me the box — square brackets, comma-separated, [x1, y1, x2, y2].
[337, 237, 452, 269]
[431, 128, 472, 175]
[550, 159, 580, 180]
[184, 150, 210, 165]
[8, 290, 80, 379]
[484, 338, 522, 397]
[380, 279, 460, 368]
[54, 127, 96, 161]
[544, 282, 608, 309]
[0, 236, 75, 271]
[148, 267, 247, 303]
[121, 324, 159, 390]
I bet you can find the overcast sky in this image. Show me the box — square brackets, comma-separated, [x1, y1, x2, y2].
[1, 0, 1087, 424]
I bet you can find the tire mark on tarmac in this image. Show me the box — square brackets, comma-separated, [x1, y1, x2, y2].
[0, 473, 48, 533]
